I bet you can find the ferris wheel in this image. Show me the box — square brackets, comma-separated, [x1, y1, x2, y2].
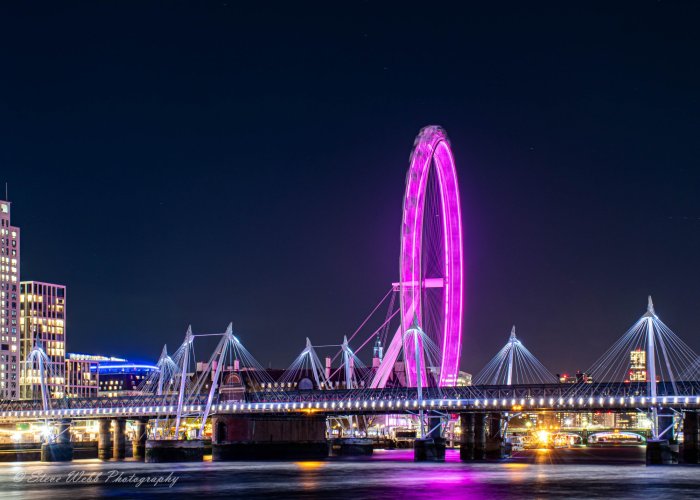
[371, 126, 464, 388]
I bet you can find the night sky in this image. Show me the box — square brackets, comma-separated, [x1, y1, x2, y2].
[2, 2, 699, 376]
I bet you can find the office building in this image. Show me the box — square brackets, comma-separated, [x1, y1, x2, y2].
[0, 200, 20, 400]
[98, 361, 158, 397]
[65, 353, 127, 398]
[19, 282, 66, 398]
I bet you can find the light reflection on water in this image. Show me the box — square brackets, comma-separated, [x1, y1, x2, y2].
[0, 449, 698, 499]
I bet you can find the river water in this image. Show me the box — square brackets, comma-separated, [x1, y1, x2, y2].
[1, 448, 698, 499]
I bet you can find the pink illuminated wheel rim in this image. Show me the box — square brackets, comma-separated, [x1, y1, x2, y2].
[400, 126, 463, 387]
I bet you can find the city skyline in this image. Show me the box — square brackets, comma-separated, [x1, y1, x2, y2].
[1, 2, 700, 490]
[2, 3, 700, 377]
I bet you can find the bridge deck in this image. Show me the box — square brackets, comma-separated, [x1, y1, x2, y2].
[1, 383, 699, 422]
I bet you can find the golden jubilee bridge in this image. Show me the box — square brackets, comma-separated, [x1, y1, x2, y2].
[1, 128, 699, 464]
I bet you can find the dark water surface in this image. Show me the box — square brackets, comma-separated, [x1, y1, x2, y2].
[1, 448, 698, 499]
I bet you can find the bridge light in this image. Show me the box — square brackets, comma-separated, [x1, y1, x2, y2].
[641, 397, 646, 405]
[510, 399, 515, 406]
[548, 398, 554, 406]
[539, 398, 544, 406]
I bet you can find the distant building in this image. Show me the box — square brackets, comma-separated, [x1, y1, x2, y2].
[19, 281, 66, 399]
[65, 353, 126, 398]
[557, 371, 593, 384]
[456, 370, 472, 386]
[629, 349, 647, 382]
[0, 200, 20, 400]
[97, 361, 158, 397]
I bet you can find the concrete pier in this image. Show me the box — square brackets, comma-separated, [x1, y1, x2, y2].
[329, 437, 373, 457]
[41, 442, 74, 462]
[98, 419, 112, 459]
[132, 419, 148, 460]
[460, 412, 505, 461]
[145, 439, 205, 463]
[473, 413, 486, 460]
[484, 413, 505, 459]
[646, 439, 679, 465]
[41, 419, 73, 462]
[460, 413, 475, 461]
[212, 415, 328, 460]
[414, 413, 445, 461]
[413, 438, 438, 461]
[113, 418, 127, 459]
[681, 411, 699, 464]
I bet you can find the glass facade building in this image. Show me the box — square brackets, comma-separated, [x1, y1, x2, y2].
[19, 281, 66, 399]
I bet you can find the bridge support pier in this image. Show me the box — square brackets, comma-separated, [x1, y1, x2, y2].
[646, 439, 679, 465]
[681, 411, 699, 464]
[113, 418, 127, 459]
[473, 413, 486, 460]
[414, 412, 445, 462]
[413, 438, 438, 461]
[98, 419, 113, 460]
[212, 415, 328, 461]
[459, 413, 474, 461]
[145, 439, 205, 463]
[41, 419, 73, 462]
[329, 437, 374, 457]
[132, 419, 148, 460]
[485, 413, 506, 460]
